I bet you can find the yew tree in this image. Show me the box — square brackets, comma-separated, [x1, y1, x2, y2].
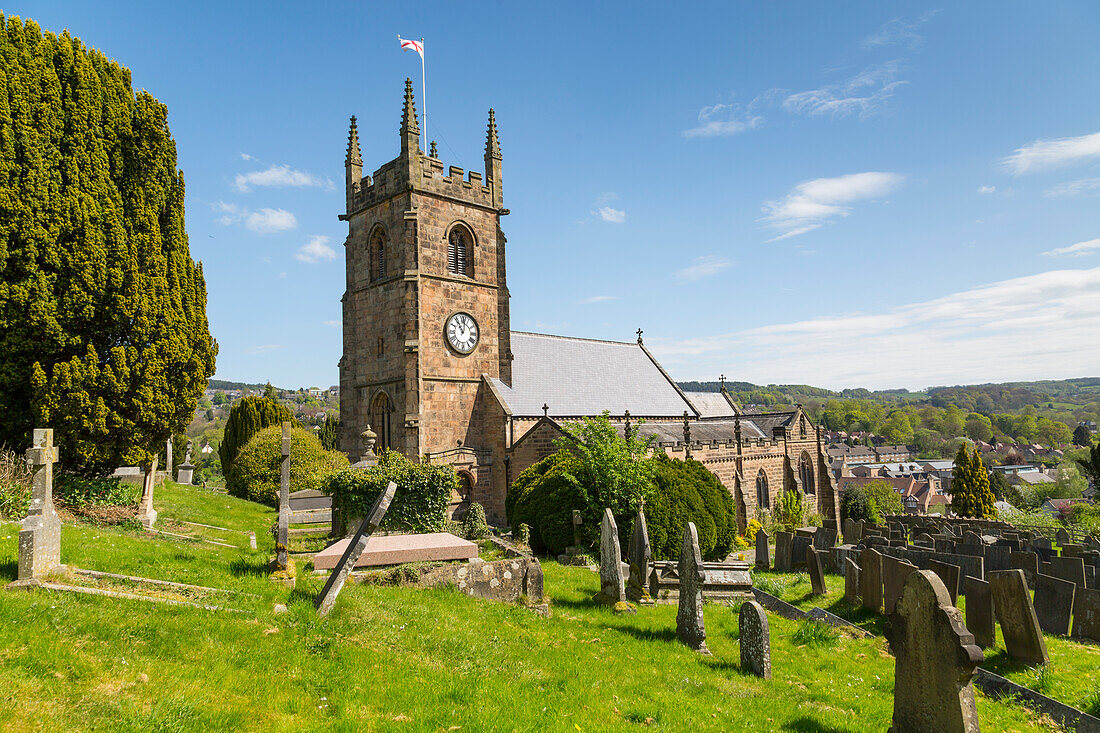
[0, 17, 216, 474]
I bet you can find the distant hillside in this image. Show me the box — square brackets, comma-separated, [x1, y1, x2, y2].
[207, 379, 274, 392]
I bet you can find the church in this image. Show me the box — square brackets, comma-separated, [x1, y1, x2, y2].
[338, 80, 839, 531]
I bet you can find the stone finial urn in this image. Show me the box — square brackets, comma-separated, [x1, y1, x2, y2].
[360, 426, 378, 463]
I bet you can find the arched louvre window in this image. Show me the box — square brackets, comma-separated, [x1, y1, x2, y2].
[756, 469, 769, 509]
[448, 226, 472, 277]
[369, 228, 386, 281]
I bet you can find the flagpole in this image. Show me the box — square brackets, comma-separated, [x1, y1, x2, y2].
[420, 37, 426, 149]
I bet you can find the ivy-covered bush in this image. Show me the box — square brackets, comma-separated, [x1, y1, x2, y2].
[645, 453, 735, 561]
[55, 474, 138, 508]
[507, 451, 590, 555]
[228, 424, 348, 506]
[321, 450, 454, 533]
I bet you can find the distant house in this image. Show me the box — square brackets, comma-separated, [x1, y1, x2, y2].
[1005, 471, 1055, 488]
[327, 385, 340, 397]
[874, 445, 911, 462]
[837, 474, 947, 515]
[308, 387, 323, 398]
[1041, 498, 1088, 520]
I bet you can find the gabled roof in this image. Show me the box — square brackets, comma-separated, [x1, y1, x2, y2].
[487, 332, 694, 418]
[618, 417, 766, 444]
[743, 410, 799, 436]
[683, 391, 737, 418]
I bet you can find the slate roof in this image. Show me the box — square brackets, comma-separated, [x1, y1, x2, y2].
[683, 391, 737, 418]
[744, 410, 799, 436]
[487, 332, 694, 418]
[617, 418, 766, 444]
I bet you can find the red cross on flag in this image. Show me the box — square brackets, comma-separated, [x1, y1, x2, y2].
[398, 36, 423, 61]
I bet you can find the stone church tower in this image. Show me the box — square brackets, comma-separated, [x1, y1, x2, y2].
[339, 80, 511, 473]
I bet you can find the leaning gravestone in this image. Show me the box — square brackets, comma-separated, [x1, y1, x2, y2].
[676, 522, 709, 654]
[861, 548, 884, 613]
[755, 529, 770, 570]
[315, 482, 397, 616]
[885, 570, 983, 733]
[1033, 572, 1075, 636]
[596, 508, 627, 605]
[883, 556, 918, 615]
[844, 557, 861, 604]
[774, 531, 794, 573]
[807, 546, 827, 597]
[928, 559, 961, 605]
[16, 429, 62, 583]
[626, 505, 653, 605]
[963, 576, 994, 649]
[988, 569, 1049, 665]
[739, 600, 771, 679]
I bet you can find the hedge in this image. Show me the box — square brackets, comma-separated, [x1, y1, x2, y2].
[227, 424, 348, 506]
[321, 450, 454, 533]
[506, 451, 593, 556]
[645, 453, 735, 561]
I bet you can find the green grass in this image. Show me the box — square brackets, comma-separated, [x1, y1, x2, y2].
[0, 488, 1058, 731]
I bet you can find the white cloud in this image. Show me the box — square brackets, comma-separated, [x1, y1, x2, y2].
[576, 295, 617, 305]
[676, 255, 732, 282]
[683, 103, 764, 138]
[861, 12, 937, 50]
[1042, 238, 1100, 257]
[247, 208, 297, 234]
[245, 344, 284, 354]
[235, 164, 332, 193]
[649, 266, 1100, 390]
[779, 62, 907, 120]
[1045, 178, 1100, 198]
[295, 235, 336, 263]
[596, 207, 626, 223]
[1001, 131, 1100, 175]
[240, 153, 255, 161]
[761, 172, 904, 240]
[977, 185, 996, 195]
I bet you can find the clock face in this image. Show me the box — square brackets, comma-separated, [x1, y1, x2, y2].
[445, 312, 479, 354]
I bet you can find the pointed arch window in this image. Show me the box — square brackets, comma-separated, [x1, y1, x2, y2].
[370, 391, 394, 452]
[800, 452, 816, 495]
[756, 469, 769, 509]
[369, 227, 387, 281]
[447, 224, 473, 278]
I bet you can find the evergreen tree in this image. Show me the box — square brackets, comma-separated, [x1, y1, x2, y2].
[0, 17, 216, 474]
[318, 415, 341, 451]
[950, 444, 974, 517]
[1074, 425, 1092, 447]
[969, 447, 995, 518]
[219, 396, 293, 476]
[264, 382, 277, 400]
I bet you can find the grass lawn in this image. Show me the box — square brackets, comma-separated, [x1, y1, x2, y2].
[755, 566, 1100, 715]
[0, 486, 1058, 731]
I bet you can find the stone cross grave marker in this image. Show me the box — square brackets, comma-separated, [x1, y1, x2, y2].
[17, 428, 62, 583]
[596, 508, 626, 604]
[774, 531, 793, 573]
[988, 569, 1049, 665]
[315, 481, 397, 616]
[676, 522, 709, 654]
[739, 600, 771, 679]
[861, 547, 884, 613]
[275, 422, 291, 571]
[755, 529, 770, 570]
[807, 546, 827, 597]
[885, 570, 983, 733]
[137, 454, 159, 529]
[626, 505, 653, 605]
[1033, 572, 1075, 636]
[844, 557, 861, 604]
[928, 559, 961, 606]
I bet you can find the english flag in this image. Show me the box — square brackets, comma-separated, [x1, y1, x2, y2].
[399, 36, 423, 61]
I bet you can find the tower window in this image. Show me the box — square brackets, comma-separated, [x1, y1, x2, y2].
[369, 227, 386, 281]
[447, 225, 472, 277]
[377, 336, 383, 356]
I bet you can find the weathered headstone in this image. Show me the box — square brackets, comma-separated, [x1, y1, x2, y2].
[676, 522, 709, 654]
[774, 531, 794, 573]
[844, 557, 861, 604]
[137, 454, 159, 529]
[814, 526, 838, 550]
[755, 529, 769, 570]
[16, 429, 62, 583]
[596, 508, 626, 604]
[275, 422, 291, 571]
[1033, 572, 1075, 636]
[883, 556, 919, 615]
[928, 559, 960, 605]
[963, 531, 982, 546]
[571, 509, 583, 549]
[885, 570, 983, 733]
[738, 600, 771, 679]
[165, 437, 173, 479]
[988, 569, 1049, 665]
[1056, 528, 1070, 545]
[1050, 555, 1087, 615]
[791, 532, 812, 569]
[807, 546, 827, 597]
[315, 481, 397, 616]
[626, 505, 653, 605]
[861, 548, 884, 613]
[1073, 587, 1100, 641]
[983, 544, 1010, 573]
[1010, 551, 1039, 589]
[963, 576, 994, 649]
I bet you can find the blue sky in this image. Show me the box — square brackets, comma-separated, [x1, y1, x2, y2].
[11, 2, 1100, 390]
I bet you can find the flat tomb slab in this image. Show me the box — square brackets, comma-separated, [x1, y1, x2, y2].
[313, 532, 478, 570]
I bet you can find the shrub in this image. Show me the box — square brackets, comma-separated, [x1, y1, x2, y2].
[775, 490, 806, 531]
[0, 447, 32, 520]
[219, 397, 294, 477]
[841, 485, 875, 524]
[55, 475, 138, 508]
[462, 502, 492, 539]
[745, 518, 763, 541]
[507, 451, 590, 555]
[229, 425, 348, 506]
[322, 450, 453, 533]
[644, 454, 735, 562]
[515, 523, 531, 546]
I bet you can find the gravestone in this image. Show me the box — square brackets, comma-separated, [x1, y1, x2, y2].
[774, 531, 794, 573]
[676, 522, 709, 654]
[814, 526, 838, 550]
[928, 559, 960, 605]
[791, 533, 812, 570]
[1073, 587, 1100, 641]
[807, 546, 827, 597]
[166, 437, 173, 479]
[988, 569, 1049, 665]
[1062, 543, 1084, 558]
[842, 519, 856, 544]
[883, 556, 919, 615]
[16, 429, 62, 583]
[963, 531, 982, 546]
[963, 576, 994, 649]
[1050, 555, 1087, 615]
[275, 422, 291, 571]
[1033, 572, 1075, 636]
[934, 538, 956, 555]
[137, 454, 159, 529]
[738, 600, 771, 679]
[596, 508, 626, 604]
[1034, 536, 1053, 551]
[983, 545, 1010, 573]
[1010, 551, 1039, 589]
[315, 481, 397, 616]
[844, 557, 861, 604]
[861, 548, 884, 613]
[885, 570, 983, 733]
[626, 505, 653, 604]
[755, 529, 769, 570]
[1056, 528, 1070, 545]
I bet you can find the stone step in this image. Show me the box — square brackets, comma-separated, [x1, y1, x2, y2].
[290, 508, 331, 524]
